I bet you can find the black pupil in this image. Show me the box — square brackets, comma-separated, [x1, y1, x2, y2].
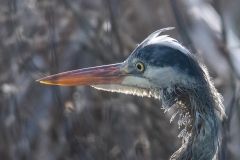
[137, 64, 142, 70]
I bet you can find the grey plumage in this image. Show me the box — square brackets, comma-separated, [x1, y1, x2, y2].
[38, 28, 226, 160]
[131, 28, 226, 159]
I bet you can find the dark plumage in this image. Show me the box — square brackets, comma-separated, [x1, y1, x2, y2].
[38, 28, 226, 160]
[132, 45, 203, 77]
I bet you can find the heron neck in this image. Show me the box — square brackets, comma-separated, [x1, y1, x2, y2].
[166, 85, 221, 160]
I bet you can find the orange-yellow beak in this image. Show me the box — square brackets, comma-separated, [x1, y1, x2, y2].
[37, 63, 128, 86]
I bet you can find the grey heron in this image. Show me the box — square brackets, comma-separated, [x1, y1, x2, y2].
[38, 28, 226, 160]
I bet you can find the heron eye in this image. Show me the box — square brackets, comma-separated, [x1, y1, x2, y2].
[135, 62, 145, 72]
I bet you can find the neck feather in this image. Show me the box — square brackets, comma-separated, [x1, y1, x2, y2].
[157, 81, 225, 160]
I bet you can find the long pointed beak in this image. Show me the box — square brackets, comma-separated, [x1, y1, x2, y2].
[37, 63, 128, 86]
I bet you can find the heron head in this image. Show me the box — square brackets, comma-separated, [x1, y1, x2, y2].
[38, 28, 204, 98]
[37, 28, 226, 160]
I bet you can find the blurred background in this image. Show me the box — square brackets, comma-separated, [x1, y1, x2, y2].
[0, 0, 240, 159]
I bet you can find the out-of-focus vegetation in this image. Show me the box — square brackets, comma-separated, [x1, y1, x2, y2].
[0, 0, 239, 159]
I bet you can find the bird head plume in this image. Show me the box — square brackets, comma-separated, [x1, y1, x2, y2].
[38, 28, 226, 160]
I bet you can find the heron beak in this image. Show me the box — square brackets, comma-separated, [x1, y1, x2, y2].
[37, 63, 128, 86]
